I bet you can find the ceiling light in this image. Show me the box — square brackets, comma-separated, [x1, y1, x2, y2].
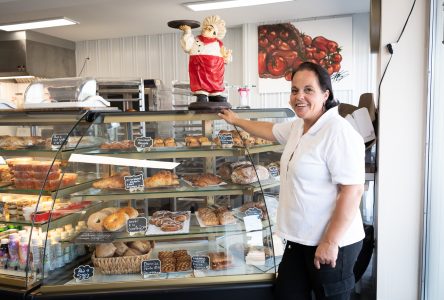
[183, 0, 294, 11]
[0, 75, 35, 80]
[0, 17, 78, 32]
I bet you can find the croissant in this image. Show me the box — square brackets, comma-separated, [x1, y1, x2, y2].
[144, 170, 179, 188]
[92, 172, 130, 189]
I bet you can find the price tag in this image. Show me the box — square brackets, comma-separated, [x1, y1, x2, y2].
[51, 134, 68, 148]
[73, 265, 94, 281]
[245, 207, 263, 219]
[218, 133, 233, 145]
[141, 259, 161, 275]
[127, 217, 147, 233]
[243, 214, 263, 232]
[0, 202, 4, 215]
[134, 137, 153, 152]
[192, 255, 210, 270]
[267, 165, 280, 178]
[124, 174, 144, 192]
[73, 231, 115, 244]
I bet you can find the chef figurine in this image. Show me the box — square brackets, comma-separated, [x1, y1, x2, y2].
[180, 15, 232, 104]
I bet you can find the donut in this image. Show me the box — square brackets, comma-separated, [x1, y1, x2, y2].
[103, 212, 129, 232]
[87, 211, 108, 232]
[100, 207, 119, 216]
[95, 243, 116, 258]
[118, 206, 138, 219]
[128, 240, 151, 254]
[113, 241, 129, 256]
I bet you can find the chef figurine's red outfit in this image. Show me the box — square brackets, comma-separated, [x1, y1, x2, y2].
[180, 16, 232, 102]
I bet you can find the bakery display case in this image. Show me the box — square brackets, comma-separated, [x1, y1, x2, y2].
[0, 108, 293, 299]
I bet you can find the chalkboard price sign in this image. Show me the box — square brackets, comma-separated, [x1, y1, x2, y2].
[124, 174, 144, 192]
[244, 207, 263, 219]
[127, 217, 147, 233]
[141, 259, 161, 275]
[51, 134, 68, 146]
[192, 255, 210, 270]
[268, 165, 280, 177]
[0, 202, 4, 215]
[73, 231, 115, 244]
[134, 137, 153, 151]
[73, 265, 94, 281]
[218, 133, 233, 145]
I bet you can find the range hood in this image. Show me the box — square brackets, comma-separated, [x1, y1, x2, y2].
[0, 30, 76, 81]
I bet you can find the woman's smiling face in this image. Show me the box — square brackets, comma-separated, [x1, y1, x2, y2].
[289, 69, 330, 126]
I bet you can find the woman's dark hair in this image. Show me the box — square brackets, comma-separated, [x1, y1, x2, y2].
[291, 62, 339, 111]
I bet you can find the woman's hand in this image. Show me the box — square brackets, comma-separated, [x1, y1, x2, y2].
[218, 109, 239, 126]
[314, 240, 339, 269]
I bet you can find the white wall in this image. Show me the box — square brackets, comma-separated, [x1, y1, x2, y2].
[377, 0, 427, 299]
[76, 13, 372, 108]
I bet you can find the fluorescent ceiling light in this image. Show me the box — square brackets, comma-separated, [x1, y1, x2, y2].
[69, 154, 180, 170]
[0, 17, 78, 32]
[0, 76, 35, 80]
[183, 0, 293, 11]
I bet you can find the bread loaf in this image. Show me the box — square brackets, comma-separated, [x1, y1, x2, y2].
[231, 165, 269, 184]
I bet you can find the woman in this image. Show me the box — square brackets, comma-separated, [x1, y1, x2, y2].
[218, 62, 364, 300]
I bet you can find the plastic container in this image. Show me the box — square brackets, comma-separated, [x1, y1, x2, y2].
[18, 235, 29, 270]
[7, 233, 19, 268]
[0, 238, 9, 268]
[6, 157, 33, 169]
[15, 179, 35, 190]
[31, 211, 51, 223]
[61, 173, 78, 186]
[12, 161, 34, 172]
[32, 178, 61, 191]
[33, 170, 61, 180]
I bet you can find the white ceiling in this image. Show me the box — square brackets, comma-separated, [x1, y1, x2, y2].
[0, 0, 370, 42]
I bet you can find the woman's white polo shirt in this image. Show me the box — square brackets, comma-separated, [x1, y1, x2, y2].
[272, 106, 365, 247]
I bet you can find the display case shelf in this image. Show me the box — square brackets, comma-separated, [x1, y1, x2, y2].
[70, 179, 280, 201]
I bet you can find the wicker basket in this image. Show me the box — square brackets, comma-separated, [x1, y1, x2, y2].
[92, 249, 152, 275]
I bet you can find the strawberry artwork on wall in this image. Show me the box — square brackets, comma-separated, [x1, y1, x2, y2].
[258, 23, 346, 82]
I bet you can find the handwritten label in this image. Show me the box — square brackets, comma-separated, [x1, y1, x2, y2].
[141, 259, 161, 275]
[218, 133, 233, 145]
[73, 265, 94, 281]
[134, 137, 153, 151]
[74, 231, 115, 244]
[267, 165, 280, 177]
[245, 207, 263, 219]
[192, 255, 210, 270]
[51, 134, 68, 146]
[124, 174, 144, 192]
[127, 217, 147, 233]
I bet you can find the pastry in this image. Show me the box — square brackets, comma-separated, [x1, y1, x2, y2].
[123, 248, 142, 256]
[218, 161, 252, 180]
[144, 170, 179, 188]
[231, 164, 270, 184]
[95, 243, 116, 258]
[176, 261, 191, 271]
[173, 250, 188, 258]
[103, 211, 129, 231]
[128, 240, 151, 254]
[209, 252, 232, 270]
[161, 263, 176, 273]
[118, 206, 139, 218]
[184, 173, 222, 187]
[113, 241, 129, 256]
[87, 211, 108, 232]
[218, 211, 236, 225]
[160, 220, 183, 232]
[92, 172, 130, 189]
[153, 137, 165, 147]
[158, 251, 174, 259]
[100, 140, 134, 149]
[160, 257, 176, 265]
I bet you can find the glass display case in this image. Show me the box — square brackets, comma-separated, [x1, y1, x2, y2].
[0, 108, 294, 298]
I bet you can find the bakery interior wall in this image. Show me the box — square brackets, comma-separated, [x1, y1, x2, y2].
[74, 13, 373, 109]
